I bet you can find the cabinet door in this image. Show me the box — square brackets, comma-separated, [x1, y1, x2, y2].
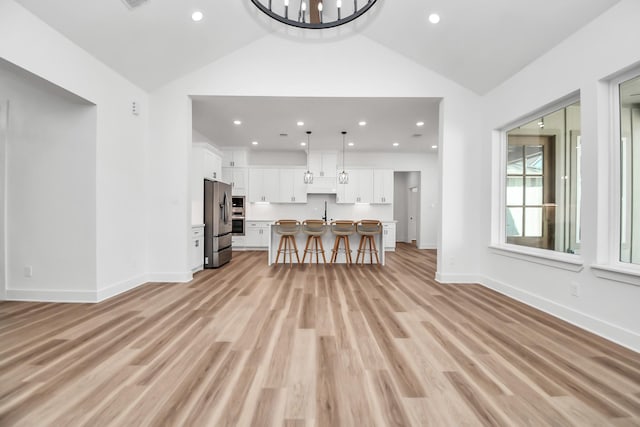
[373, 169, 394, 204]
[245, 225, 261, 247]
[232, 168, 247, 196]
[279, 169, 307, 203]
[221, 149, 248, 167]
[383, 223, 396, 250]
[203, 150, 217, 180]
[249, 169, 279, 202]
[354, 169, 373, 203]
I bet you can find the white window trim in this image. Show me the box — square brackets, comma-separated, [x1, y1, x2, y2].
[595, 66, 640, 283]
[490, 91, 583, 269]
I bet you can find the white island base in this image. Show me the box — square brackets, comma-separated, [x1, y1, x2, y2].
[268, 224, 385, 265]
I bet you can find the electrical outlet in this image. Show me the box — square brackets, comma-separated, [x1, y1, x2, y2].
[24, 266, 33, 278]
[570, 282, 580, 297]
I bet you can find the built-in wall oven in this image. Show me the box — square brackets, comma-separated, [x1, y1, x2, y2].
[232, 196, 245, 236]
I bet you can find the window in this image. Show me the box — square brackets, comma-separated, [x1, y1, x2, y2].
[619, 73, 640, 264]
[504, 101, 581, 253]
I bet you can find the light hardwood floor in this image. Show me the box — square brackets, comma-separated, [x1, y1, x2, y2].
[1, 244, 639, 426]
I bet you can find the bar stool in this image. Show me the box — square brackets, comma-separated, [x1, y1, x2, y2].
[330, 220, 356, 265]
[302, 220, 327, 264]
[274, 220, 301, 267]
[356, 220, 382, 265]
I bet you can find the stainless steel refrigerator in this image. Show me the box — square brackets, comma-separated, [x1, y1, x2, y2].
[204, 179, 232, 268]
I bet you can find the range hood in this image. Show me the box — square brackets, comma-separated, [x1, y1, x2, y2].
[307, 177, 337, 194]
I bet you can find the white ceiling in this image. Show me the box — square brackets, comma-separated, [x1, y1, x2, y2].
[192, 96, 440, 153]
[15, 0, 621, 95]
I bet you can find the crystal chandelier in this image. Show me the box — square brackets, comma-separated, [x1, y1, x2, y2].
[250, 0, 379, 29]
[303, 131, 314, 184]
[338, 131, 349, 184]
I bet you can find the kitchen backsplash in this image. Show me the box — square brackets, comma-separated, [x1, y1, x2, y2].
[246, 194, 394, 222]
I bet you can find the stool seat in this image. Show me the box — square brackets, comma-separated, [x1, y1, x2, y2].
[356, 220, 382, 265]
[302, 220, 327, 264]
[275, 220, 300, 266]
[330, 220, 356, 264]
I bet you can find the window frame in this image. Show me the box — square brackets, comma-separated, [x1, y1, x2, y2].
[490, 92, 584, 271]
[591, 67, 640, 286]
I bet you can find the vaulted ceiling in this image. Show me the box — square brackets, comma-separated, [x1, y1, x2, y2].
[15, 0, 621, 95]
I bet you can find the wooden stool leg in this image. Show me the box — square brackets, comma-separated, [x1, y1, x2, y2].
[345, 236, 352, 265]
[319, 237, 327, 264]
[291, 236, 300, 264]
[373, 236, 380, 264]
[302, 235, 311, 264]
[276, 235, 284, 264]
[330, 237, 339, 263]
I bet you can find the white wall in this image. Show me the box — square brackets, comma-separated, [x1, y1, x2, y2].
[149, 33, 480, 280]
[0, 0, 149, 301]
[476, 0, 640, 350]
[1, 60, 97, 299]
[0, 96, 7, 299]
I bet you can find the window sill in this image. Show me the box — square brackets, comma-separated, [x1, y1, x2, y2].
[591, 264, 640, 287]
[489, 244, 584, 272]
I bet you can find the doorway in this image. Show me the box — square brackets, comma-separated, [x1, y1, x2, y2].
[393, 171, 421, 247]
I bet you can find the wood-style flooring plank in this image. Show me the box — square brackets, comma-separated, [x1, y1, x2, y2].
[0, 244, 638, 426]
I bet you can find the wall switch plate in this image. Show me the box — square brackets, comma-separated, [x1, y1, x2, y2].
[24, 266, 33, 278]
[570, 282, 580, 297]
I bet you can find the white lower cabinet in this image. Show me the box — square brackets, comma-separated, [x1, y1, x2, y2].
[232, 235, 245, 248]
[383, 223, 396, 251]
[244, 221, 270, 249]
[191, 225, 204, 271]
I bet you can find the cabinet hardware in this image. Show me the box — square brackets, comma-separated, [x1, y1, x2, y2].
[195, 240, 199, 247]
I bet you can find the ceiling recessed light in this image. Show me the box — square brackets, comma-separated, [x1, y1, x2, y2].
[233, 120, 242, 125]
[431, 145, 438, 149]
[428, 13, 440, 24]
[192, 11, 204, 22]
[416, 121, 425, 127]
[297, 121, 304, 126]
[348, 142, 355, 147]
[300, 142, 306, 146]
[358, 121, 367, 126]
[393, 142, 399, 147]
[252, 141, 259, 145]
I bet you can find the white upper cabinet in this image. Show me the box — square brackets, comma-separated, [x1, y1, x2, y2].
[221, 149, 248, 168]
[336, 169, 373, 204]
[192, 144, 222, 181]
[278, 168, 308, 203]
[307, 152, 338, 194]
[308, 152, 337, 177]
[373, 169, 394, 204]
[221, 167, 248, 196]
[248, 168, 280, 203]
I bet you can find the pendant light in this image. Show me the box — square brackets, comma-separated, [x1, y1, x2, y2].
[303, 131, 314, 184]
[338, 131, 349, 184]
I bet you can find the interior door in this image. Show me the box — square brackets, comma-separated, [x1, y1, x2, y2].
[408, 187, 418, 243]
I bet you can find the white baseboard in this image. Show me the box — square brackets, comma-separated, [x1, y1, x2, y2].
[476, 274, 640, 353]
[6, 288, 98, 303]
[435, 272, 477, 284]
[145, 271, 193, 283]
[5, 270, 193, 304]
[96, 273, 148, 302]
[417, 244, 437, 250]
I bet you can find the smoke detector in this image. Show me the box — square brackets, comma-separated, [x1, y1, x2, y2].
[121, 0, 148, 9]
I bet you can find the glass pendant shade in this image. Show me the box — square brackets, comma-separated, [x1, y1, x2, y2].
[304, 169, 314, 184]
[304, 130, 313, 184]
[339, 130, 349, 184]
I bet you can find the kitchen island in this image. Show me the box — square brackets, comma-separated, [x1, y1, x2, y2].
[268, 223, 385, 265]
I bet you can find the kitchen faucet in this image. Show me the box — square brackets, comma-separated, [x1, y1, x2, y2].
[322, 200, 328, 222]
